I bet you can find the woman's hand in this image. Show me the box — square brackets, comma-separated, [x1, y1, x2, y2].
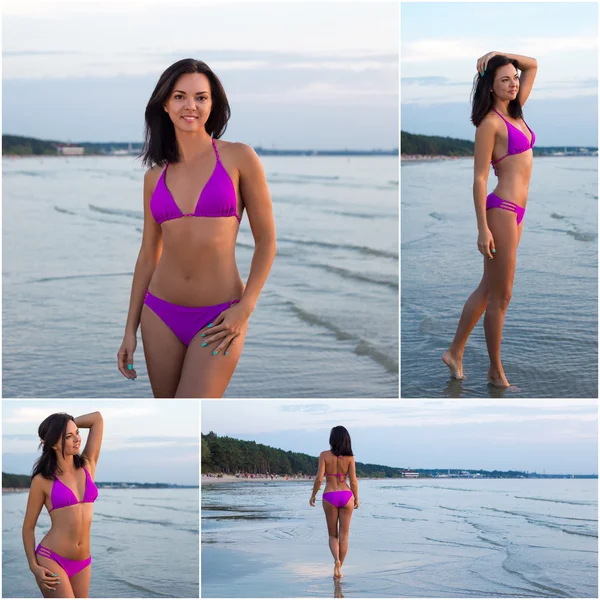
[31, 564, 60, 592]
[309, 495, 316, 507]
[198, 302, 251, 356]
[354, 498, 360, 509]
[117, 332, 137, 379]
[477, 227, 496, 259]
[477, 51, 498, 75]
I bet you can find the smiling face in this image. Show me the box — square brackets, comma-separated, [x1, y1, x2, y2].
[54, 419, 81, 457]
[492, 64, 520, 103]
[163, 72, 213, 133]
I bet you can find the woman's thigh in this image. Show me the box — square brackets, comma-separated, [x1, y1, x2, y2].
[322, 500, 340, 537]
[484, 209, 519, 297]
[338, 503, 354, 537]
[175, 328, 247, 398]
[35, 555, 75, 598]
[140, 305, 187, 398]
[70, 564, 91, 598]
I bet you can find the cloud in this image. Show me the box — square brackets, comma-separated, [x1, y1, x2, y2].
[402, 37, 598, 64]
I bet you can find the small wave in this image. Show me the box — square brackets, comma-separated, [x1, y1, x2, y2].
[391, 502, 422, 511]
[279, 236, 398, 260]
[323, 209, 382, 220]
[54, 206, 77, 215]
[89, 204, 143, 220]
[284, 301, 398, 374]
[550, 213, 566, 220]
[514, 495, 596, 506]
[566, 228, 597, 242]
[354, 340, 398, 375]
[429, 212, 445, 221]
[313, 263, 398, 290]
[110, 576, 176, 597]
[30, 271, 132, 283]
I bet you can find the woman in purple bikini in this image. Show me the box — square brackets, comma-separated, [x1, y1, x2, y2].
[117, 58, 276, 397]
[23, 411, 103, 598]
[310, 426, 360, 579]
[443, 52, 538, 388]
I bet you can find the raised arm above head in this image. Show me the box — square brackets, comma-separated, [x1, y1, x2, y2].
[75, 411, 104, 467]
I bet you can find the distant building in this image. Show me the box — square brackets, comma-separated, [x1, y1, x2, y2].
[403, 471, 420, 478]
[56, 145, 84, 156]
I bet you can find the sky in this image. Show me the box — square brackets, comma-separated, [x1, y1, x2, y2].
[401, 2, 598, 146]
[2, 0, 398, 149]
[202, 400, 598, 474]
[2, 400, 199, 485]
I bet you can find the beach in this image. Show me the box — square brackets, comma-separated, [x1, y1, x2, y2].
[401, 156, 597, 398]
[202, 478, 597, 597]
[3, 155, 398, 398]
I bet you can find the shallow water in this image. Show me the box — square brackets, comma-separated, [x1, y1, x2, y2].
[3, 155, 398, 398]
[202, 478, 597, 597]
[2, 488, 199, 598]
[401, 156, 598, 398]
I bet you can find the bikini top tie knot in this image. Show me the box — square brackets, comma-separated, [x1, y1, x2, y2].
[150, 138, 240, 224]
[326, 454, 348, 481]
[49, 467, 99, 512]
[490, 108, 535, 175]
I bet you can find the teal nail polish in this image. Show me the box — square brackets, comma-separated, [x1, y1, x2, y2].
[492, 249, 496, 253]
[225, 351, 229, 356]
[127, 364, 133, 370]
[207, 322, 213, 328]
[201, 333, 205, 337]
[53, 574, 57, 577]
[202, 342, 207, 347]
[213, 350, 218, 355]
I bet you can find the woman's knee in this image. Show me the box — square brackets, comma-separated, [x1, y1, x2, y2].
[488, 289, 512, 311]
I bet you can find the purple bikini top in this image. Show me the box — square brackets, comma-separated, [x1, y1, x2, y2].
[150, 139, 240, 225]
[49, 467, 99, 512]
[490, 108, 535, 175]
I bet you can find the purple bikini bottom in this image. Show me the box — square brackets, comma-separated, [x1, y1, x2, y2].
[36, 544, 92, 578]
[322, 490, 353, 508]
[144, 290, 240, 347]
[486, 192, 525, 225]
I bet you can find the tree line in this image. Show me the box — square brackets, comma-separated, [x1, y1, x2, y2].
[202, 432, 404, 478]
[401, 131, 474, 156]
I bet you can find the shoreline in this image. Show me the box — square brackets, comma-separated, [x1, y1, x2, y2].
[401, 154, 471, 162]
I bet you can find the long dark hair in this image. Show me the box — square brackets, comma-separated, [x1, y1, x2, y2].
[139, 58, 231, 168]
[329, 426, 353, 457]
[31, 413, 86, 480]
[471, 54, 523, 127]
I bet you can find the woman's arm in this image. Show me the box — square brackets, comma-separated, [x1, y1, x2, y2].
[473, 118, 497, 259]
[118, 168, 163, 379]
[478, 51, 538, 106]
[348, 457, 359, 507]
[22, 475, 45, 571]
[23, 477, 61, 592]
[310, 452, 326, 505]
[75, 412, 104, 467]
[235, 144, 277, 317]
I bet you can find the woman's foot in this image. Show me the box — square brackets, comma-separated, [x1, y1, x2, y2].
[334, 560, 343, 579]
[487, 368, 510, 388]
[442, 349, 465, 379]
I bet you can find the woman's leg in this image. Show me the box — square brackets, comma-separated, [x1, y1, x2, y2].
[443, 273, 489, 378]
[337, 501, 354, 572]
[175, 327, 247, 398]
[322, 500, 341, 577]
[69, 564, 91, 598]
[34, 555, 75, 598]
[140, 305, 187, 398]
[483, 209, 519, 387]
